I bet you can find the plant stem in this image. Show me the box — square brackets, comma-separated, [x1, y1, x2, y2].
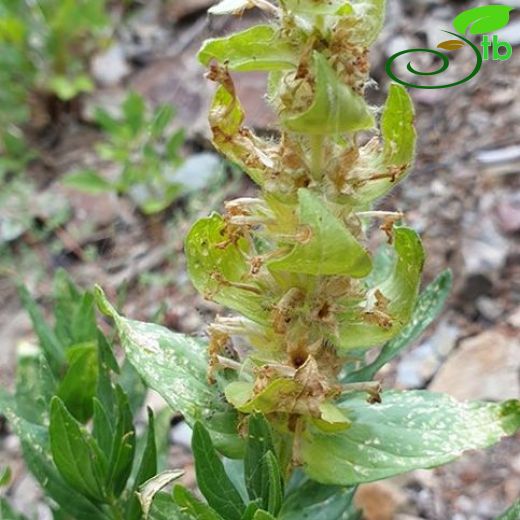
[310, 135, 325, 182]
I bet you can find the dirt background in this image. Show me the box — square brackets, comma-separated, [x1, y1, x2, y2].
[1, 0, 519, 518]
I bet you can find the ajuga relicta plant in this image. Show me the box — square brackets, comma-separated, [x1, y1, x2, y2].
[92, 0, 520, 517]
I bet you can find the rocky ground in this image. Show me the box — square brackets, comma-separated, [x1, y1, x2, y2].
[1, 0, 519, 518]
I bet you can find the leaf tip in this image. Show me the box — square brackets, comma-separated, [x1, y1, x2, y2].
[94, 285, 118, 320]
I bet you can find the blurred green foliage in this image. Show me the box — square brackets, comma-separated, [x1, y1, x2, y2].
[0, 0, 110, 175]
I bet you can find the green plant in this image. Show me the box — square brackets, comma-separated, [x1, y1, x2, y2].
[90, 0, 520, 517]
[0, 0, 110, 174]
[0, 271, 176, 520]
[64, 92, 190, 214]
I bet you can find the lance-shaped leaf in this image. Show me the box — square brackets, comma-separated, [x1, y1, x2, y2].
[185, 213, 269, 323]
[301, 391, 520, 485]
[0, 394, 108, 519]
[17, 283, 65, 376]
[244, 414, 276, 505]
[279, 478, 358, 520]
[49, 397, 108, 502]
[346, 270, 452, 382]
[198, 25, 297, 72]
[209, 85, 272, 187]
[353, 83, 416, 205]
[57, 344, 98, 423]
[173, 486, 224, 520]
[127, 408, 158, 519]
[268, 189, 372, 277]
[282, 53, 374, 135]
[192, 423, 245, 520]
[453, 5, 513, 35]
[95, 288, 243, 457]
[149, 492, 189, 520]
[336, 226, 424, 350]
[15, 348, 55, 424]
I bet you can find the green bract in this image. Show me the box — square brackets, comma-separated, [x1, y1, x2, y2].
[198, 25, 298, 72]
[87, 0, 519, 514]
[280, 53, 374, 135]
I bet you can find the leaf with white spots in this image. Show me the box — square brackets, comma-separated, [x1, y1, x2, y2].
[95, 287, 244, 458]
[301, 391, 520, 485]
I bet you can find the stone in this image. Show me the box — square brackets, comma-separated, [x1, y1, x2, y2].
[429, 330, 520, 401]
[170, 421, 192, 449]
[507, 306, 520, 328]
[396, 321, 459, 388]
[91, 44, 130, 87]
[355, 482, 407, 520]
[461, 220, 509, 276]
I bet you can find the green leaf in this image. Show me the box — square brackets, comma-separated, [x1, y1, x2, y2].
[198, 25, 297, 72]
[498, 499, 520, 520]
[127, 408, 158, 520]
[346, 270, 452, 382]
[244, 414, 275, 504]
[69, 292, 99, 345]
[57, 344, 98, 423]
[223, 459, 249, 503]
[281, 52, 374, 135]
[49, 397, 107, 502]
[96, 331, 119, 416]
[453, 5, 513, 35]
[0, 394, 108, 519]
[49, 75, 94, 101]
[173, 486, 224, 520]
[123, 92, 146, 135]
[149, 492, 189, 520]
[185, 213, 268, 323]
[192, 422, 245, 520]
[150, 105, 175, 137]
[106, 385, 136, 497]
[279, 478, 357, 520]
[267, 189, 372, 277]
[252, 511, 276, 520]
[52, 269, 82, 346]
[0, 466, 12, 487]
[14, 349, 55, 424]
[17, 283, 65, 375]
[301, 391, 520, 485]
[336, 227, 425, 350]
[240, 501, 261, 520]
[94, 287, 243, 457]
[92, 398, 114, 458]
[63, 170, 113, 194]
[355, 83, 416, 204]
[263, 451, 283, 516]
[137, 470, 184, 519]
